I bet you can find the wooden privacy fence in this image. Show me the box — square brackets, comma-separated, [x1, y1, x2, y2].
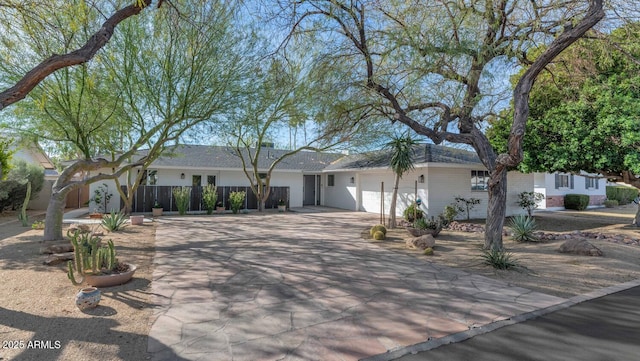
[122, 185, 290, 213]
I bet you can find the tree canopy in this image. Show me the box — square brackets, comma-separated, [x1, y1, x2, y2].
[488, 22, 640, 186]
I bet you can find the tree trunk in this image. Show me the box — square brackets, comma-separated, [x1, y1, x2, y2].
[388, 173, 400, 228]
[43, 188, 70, 241]
[634, 203, 640, 227]
[484, 169, 508, 250]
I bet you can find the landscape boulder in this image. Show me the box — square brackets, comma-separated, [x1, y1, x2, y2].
[558, 239, 604, 257]
[406, 235, 435, 250]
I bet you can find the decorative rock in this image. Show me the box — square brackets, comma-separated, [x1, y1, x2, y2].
[558, 239, 604, 257]
[406, 235, 435, 250]
[75, 287, 101, 310]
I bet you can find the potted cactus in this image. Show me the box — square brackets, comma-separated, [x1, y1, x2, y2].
[66, 230, 136, 288]
[277, 199, 287, 212]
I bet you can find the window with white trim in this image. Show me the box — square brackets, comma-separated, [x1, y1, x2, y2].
[554, 173, 574, 189]
[328, 174, 335, 187]
[471, 170, 489, 191]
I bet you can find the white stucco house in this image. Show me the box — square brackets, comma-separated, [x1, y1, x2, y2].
[322, 144, 532, 218]
[533, 172, 606, 210]
[89, 143, 533, 218]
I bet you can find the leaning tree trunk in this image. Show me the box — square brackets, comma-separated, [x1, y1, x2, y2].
[633, 203, 640, 227]
[43, 188, 72, 241]
[484, 169, 508, 251]
[388, 173, 400, 228]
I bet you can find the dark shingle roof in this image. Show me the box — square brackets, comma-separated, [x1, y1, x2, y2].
[324, 144, 481, 171]
[145, 145, 342, 172]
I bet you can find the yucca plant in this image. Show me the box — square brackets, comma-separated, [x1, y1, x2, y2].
[101, 210, 128, 232]
[480, 248, 519, 270]
[509, 214, 539, 242]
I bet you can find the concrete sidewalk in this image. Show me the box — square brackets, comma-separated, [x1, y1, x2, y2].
[147, 212, 568, 361]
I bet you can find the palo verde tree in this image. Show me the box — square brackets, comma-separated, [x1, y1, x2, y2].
[223, 51, 370, 211]
[2, 1, 245, 240]
[386, 134, 418, 229]
[488, 22, 640, 224]
[278, 0, 605, 250]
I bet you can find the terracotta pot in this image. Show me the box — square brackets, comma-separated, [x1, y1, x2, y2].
[85, 264, 137, 288]
[152, 208, 163, 217]
[130, 215, 144, 225]
[89, 213, 104, 219]
[278, 205, 286, 212]
[75, 287, 101, 310]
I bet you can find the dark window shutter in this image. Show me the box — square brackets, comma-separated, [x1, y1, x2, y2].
[555, 173, 560, 189]
[596, 178, 599, 189]
[570, 174, 574, 189]
[585, 176, 589, 189]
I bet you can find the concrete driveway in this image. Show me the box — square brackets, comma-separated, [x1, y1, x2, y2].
[148, 211, 565, 361]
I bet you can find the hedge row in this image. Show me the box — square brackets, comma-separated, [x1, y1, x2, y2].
[606, 186, 639, 205]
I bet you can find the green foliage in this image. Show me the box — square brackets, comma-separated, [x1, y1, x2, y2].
[0, 160, 44, 212]
[423, 247, 434, 256]
[202, 184, 218, 215]
[403, 203, 424, 222]
[0, 138, 14, 180]
[603, 199, 619, 208]
[564, 194, 589, 211]
[454, 196, 481, 221]
[372, 230, 386, 240]
[509, 215, 539, 242]
[487, 24, 640, 180]
[442, 203, 463, 226]
[481, 248, 519, 270]
[370, 224, 387, 236]
[101, 210, 128, 232]
[173, 186, 191, 215]
[229, 191, 246, 214]
[606, 186, 638, 205]
[413, 216, 441, 231]
[517, 191, 544, 217]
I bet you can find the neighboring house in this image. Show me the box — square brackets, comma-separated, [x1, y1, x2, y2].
[90, 143, 533, 218]
[533, 172, 606, 210]
[322, 144, 532, 218]
[9, 139, 58, 210]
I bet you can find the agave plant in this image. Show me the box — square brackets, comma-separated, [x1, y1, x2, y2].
[101, 210, 128, 232]
[480, 248, 519, 270]
[509, 214, 539, 242]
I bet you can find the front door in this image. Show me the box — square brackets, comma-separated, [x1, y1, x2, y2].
[303, 175, 316, 206]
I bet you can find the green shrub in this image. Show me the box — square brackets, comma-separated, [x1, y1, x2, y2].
[229, 191, 246, 214]
[564, 194, 589, 211]
[373, 231, 385, 240]
[202, 185, 218, 215]
[517, 191, 544, 217]
[101, 210, 128, 232]
[423, 247, 434, 256]
[481, 248, 519, 270]
[414, 216, 440, 230]
[441, 204, 463, 226]
[603, 199, 619, 208]
[509, 215, 539, 242]
[403, 203, 424, 222]
[370, 224, 387, 236]
[172, 186, 191, 215]
[0, 160, 44, 212]
[606, 186, 638, 205]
